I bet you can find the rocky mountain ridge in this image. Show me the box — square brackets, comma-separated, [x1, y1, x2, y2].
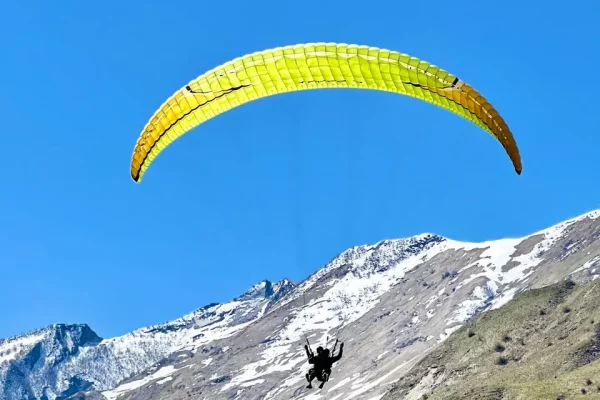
[3, 209, 600, 400]
[0, 279, 295, 400]
[81, 209, 600, 400]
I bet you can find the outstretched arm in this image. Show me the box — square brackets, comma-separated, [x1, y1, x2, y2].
[304, 345, 313, 359]
[331, 343, 344, 363]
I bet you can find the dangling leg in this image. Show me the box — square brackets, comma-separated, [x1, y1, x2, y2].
[318, 371, 329, 389]
[306, 368, 315, 389]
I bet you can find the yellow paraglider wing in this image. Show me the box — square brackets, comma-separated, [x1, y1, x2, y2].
[131, 43, 521, 182]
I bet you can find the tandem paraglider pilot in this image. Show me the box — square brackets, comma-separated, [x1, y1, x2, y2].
[304, 341, 344, 389]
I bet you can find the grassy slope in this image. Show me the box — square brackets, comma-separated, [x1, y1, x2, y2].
[384, 279, 600, 400]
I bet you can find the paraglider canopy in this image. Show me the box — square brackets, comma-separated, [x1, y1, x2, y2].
[130, 42, 521, 182]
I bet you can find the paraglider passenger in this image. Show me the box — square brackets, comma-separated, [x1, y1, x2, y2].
[304, 343, 344, 389]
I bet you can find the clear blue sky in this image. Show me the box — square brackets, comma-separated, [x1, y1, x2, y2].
[1, 0, 598, 340]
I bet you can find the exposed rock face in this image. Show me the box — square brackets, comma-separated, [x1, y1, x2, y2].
[0, 280, 295, 400]
[3, 210, 600, 400]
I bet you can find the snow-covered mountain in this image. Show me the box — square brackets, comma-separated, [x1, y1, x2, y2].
[0, 279, 295, 400]
[80, 209, 600, 400]
[4, 209, 600, 400]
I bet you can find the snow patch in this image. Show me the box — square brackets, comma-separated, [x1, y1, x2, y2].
[448, 284, 495, 325]
[345, 354, 424, 400]
[329, 376, 352, 391]
[491, 287, 519, 310]
[572, 255, 600, 274]
[240, 378, 265, 387]
[102, 365, 186, 400]
[439, 325, 462, 342]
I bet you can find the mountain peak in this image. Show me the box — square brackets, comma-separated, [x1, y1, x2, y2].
[273, 278, 294, 290]
[49, 323, 103, 348]
[234, 280, 270, 301]
[0, 323, 101, 367]
[326, 232, 447, 277]
[234, 279, 296, 302]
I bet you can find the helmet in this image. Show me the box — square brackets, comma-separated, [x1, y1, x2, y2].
[316, 346, 324, 353]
